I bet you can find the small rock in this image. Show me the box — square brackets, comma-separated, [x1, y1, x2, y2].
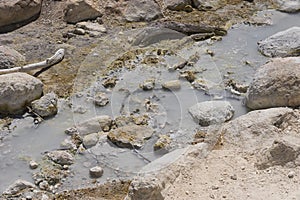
[189, 101, 235, 126]
[211, 185, 219, 190]
[230, 174, 237, 180]
[60, 138, 77, 150]
[31, 92, 58, 118]
[288, 171, 295, 178]
[103, 77, 117, 88]
[140, 79, 155, 91]
[89, 166, 104, 178]
[154, 135, 172, 151]
[162, 80, 181, 90]
[39, 181, 49, 190]
[83, 132, 99, 148]
[164, 0, 192, 11]
[46, 150, 74, 165]
[29, 160, 38, 170]
[76, 22, 107, 33]
[107, 125, 154, 149]
[73, 28, 85, 35]
[94, 93, 109, 107]
[2, 179, 36, 195]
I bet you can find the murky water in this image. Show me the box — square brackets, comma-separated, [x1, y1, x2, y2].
[0, 10, 299, 193]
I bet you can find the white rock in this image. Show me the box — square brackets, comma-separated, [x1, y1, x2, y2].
[274, 0, 300, 13]
[246, 57, 300, 109]
[258, 27, 300, 57]
[77, 22, 107, 33]
[89, 166, 104, 178]
[29, 160, 38, 170]
[189, 101, 234, 126]
[162, 80, 181, 90]
[0, 73, 43, 114]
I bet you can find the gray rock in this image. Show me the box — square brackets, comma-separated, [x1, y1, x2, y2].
[164, 0, 192, 11]
[89, 166, 103, 178]
[124, 0, 162, 22]
[60, 137, 77, 150]
[31, 92, 58, 118]
[126, 177, 164, 200]
[246, 57, 300, 109]
[46, 150, 74, 165]
[192, 0, 224, 10]
[256, 137, 300, 169]
[258, 27, 300, 57]
[0, 0, 42, 33]
[0, 45, 25, 69]
[76, 22, 107, 33]
[64, 0, 103, 24]
[0, 73, 43, 114]
[189, 101, 234, 126]
[2, 179, 36, 195]
[29, 160, 38, 170]
[274, 0, 300, 13]
[107, 125, 154, 149]
[66, 115, 112, 136]
[162, 80, 181, 90]
[94, 92, 109, 107]
[83, 132, 99, 148]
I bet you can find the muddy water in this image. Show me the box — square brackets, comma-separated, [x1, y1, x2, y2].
[0, 10, 299, 193]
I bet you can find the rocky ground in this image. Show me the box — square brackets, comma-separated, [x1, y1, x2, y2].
[0, 0, 299, 199]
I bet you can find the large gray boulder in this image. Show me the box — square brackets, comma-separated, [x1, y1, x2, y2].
[258, 27, 300, 57]
[274, 0, 300, 13]
[189, 101, 234, 126]
[124, 0, 162, 22]
[246, 57, 300, 110]
[0, 73, 43, 114]
[0, 46, 25, 69]
[0, 0, 42, 33]
[64, 0, 102, 24]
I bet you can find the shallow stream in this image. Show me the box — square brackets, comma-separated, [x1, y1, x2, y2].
[0, 10, 299, 193]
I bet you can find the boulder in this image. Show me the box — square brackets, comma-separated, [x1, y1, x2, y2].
[246, 57, 300, 109]
[65, 115, 113, 136]
[2, 179, 36, 196]
[189, 101, 234, 126]
[107, 125, 154, 149]
[0, 0, 42, 33]
[124, 0, 162, 22]
[164, 0, 192, 11]
[64, 0, 102, 24]
[0, 73, 43, 114]
[31, 92, 58, 118]
[0, 46, 25, 69]
[46, 150, 74, 165]
[221, 107, 298, 151]
[274, 0, 300, 13]
[257, 27, 300, 57]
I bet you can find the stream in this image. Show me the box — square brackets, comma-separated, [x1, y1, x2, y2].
[0, 10, 299, 193]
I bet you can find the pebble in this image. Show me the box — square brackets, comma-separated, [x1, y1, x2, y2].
[211, 185, 219, 190]
[29, 160, 38, 169]
[230, 174, 237, 180]
[89, 166, 104, 178]
[74, 28, 85, 35]
[288, 171, 295, 178]
[162, 80, 181, 90]
[39, 181, 49, 190]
